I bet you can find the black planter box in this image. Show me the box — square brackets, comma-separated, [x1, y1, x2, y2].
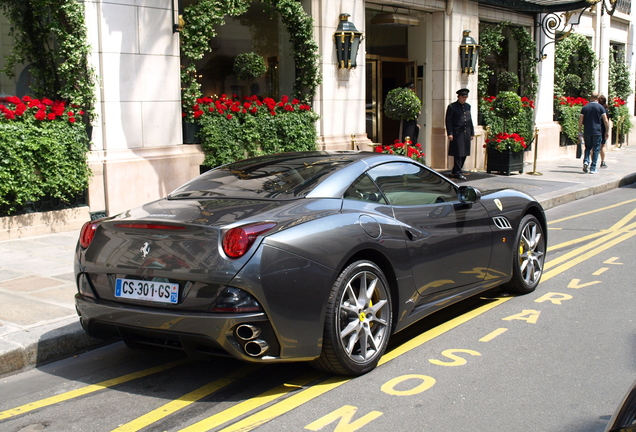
[183, 121, 201, 144]
[486, 148, 524, 176]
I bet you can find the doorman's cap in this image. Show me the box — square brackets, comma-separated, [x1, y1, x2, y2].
[456, 88, 469, 96]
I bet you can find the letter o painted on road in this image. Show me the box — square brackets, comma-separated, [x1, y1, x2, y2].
[381, 374, 436, 396]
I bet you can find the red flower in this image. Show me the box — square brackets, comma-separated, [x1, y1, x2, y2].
[374, 141, 425, 162]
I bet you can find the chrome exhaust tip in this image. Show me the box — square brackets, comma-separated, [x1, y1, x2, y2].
[236, 324, 261, 341]
[244, 339, 269, 357]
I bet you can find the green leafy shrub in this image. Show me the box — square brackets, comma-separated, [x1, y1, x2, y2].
[498, 71, 519, 92]
[608, 52, 633, 142]
[610, 97, 633, 143]
[555, 96, 588, 143]
[233, 52, 267, 81]
[0, 0, 97, 120]
[491, 91, 522, 120]
[384, 88, 421, 121]
[609, 54, 632, 101]
[563, 74, 582, 97]
[555, 33, 598, 99]
[0, 96, 91, 214]
[480, 95, 535, 145]
[478, 24, 537, 100]
[188, 94, 319, 167]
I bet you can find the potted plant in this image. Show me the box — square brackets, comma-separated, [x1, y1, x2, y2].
[485, 91, 526, 175]
[384, 87, 421, 142]
[485, 132, 527, 175]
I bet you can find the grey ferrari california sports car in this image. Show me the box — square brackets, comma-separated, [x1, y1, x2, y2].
[75, 151, 546, 376]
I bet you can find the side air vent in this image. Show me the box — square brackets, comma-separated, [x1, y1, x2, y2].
[492, 216, 512, 230]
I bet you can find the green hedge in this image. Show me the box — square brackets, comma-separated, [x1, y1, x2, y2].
[0, 96, 91, 214]
[188, 95, 319, 167]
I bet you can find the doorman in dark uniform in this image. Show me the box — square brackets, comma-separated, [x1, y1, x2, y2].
[445, 88, 475, 180]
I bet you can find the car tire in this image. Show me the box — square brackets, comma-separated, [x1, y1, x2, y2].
[503, 214, 546, 294]
[311, 260, 392, 376]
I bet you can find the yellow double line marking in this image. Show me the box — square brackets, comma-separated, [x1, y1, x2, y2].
[0, 358, 191, 420]
[543, 206, 636, 282]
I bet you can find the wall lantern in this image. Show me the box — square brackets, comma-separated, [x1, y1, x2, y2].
[459, 30, 479, 74]
[334, 13, 364, 69]
[172, 0, 184, 33]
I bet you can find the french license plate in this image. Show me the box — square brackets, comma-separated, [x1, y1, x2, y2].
[115, 278, 179, 304]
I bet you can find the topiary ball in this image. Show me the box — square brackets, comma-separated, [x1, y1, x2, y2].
[384, 88, 421, 121]
[492, 91, 522, 120]
[233, 52, 267, 81]
[498, 71, 519, 92]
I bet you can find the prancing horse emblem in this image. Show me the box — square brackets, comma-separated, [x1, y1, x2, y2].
[140, 242, 150, 258]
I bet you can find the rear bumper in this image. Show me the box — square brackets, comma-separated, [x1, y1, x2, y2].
[74, 295, 311, 363]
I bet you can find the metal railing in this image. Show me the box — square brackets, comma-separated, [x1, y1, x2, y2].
[616, 0, 631, 15]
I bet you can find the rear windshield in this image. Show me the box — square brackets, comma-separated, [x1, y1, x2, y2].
[169, 154, 354, 200]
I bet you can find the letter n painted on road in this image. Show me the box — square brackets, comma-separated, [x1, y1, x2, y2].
[502, 309, 540, 324]
[305, 405, 383, 431]
[534, 292, 573, 304]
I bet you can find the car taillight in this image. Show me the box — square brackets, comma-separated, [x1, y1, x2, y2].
[79, 220, 101, 249]
[222, 222, 277, 258]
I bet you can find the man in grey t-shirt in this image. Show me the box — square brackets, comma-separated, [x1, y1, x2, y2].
[578, 92, 609, 174]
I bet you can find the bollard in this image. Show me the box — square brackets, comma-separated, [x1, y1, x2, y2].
[470, 133, 483, 172]
[527, 127, 542, 176]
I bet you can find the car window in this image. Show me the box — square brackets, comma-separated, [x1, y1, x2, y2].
[367, 162, 456, 206]
[343, 174, 388, 204]
[169, 154, 354, 200]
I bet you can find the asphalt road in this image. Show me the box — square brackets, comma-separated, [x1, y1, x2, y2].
[1, 185, 635, 432]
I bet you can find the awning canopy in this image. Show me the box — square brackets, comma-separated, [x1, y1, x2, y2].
[473, 0, 596, 13]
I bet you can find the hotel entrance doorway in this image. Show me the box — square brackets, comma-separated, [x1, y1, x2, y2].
[366, 56, 417, 146]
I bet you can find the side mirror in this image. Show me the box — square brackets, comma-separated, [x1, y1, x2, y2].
[458, 186, 481, 204]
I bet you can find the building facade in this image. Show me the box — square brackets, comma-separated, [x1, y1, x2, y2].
[1, 0, 634, 234]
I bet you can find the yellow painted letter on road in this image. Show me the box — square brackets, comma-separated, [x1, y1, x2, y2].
[534, 292, 573, 305]
[305, 405, 383, 431]
[567, 279, 601, 289]
[428, 349, 481, 367]
[502, 309, 540, 324]
[381, 374, 436, 396]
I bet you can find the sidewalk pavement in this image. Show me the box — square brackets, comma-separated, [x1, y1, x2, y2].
[1, 146, 636, 377]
